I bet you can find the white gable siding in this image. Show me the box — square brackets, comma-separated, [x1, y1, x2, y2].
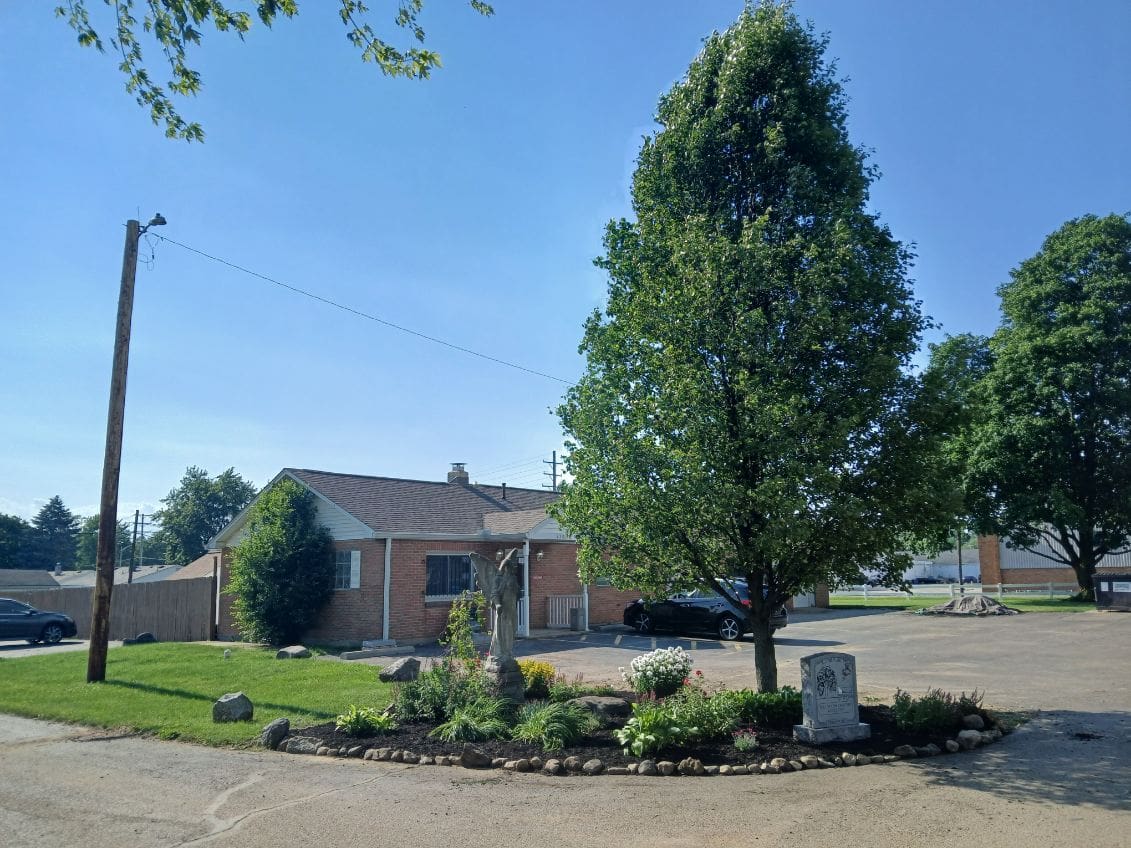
[528, 516, 572, 541]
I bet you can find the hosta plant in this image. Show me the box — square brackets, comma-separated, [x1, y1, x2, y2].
[613, 702, 692, 757]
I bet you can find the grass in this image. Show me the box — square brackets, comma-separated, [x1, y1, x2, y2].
[0, 643, 393, 745]
[830, 594, 1095, 613]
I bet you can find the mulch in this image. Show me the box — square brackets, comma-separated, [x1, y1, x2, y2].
[290, 704, 974, 768]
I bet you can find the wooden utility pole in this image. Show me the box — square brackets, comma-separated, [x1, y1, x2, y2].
[88, 215, 163, 682]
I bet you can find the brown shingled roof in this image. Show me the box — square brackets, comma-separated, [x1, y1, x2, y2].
[286, 469, 559, 536]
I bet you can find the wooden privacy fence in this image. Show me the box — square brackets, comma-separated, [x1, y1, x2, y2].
[4, 577, 214, 642]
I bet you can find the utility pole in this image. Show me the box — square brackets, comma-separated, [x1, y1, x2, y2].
[542, 450, 558, 491]
[127, 510, 140, 584]
[88, 214, 165, 683]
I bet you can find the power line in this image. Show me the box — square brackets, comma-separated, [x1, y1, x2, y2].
[153, 234, 575, 386]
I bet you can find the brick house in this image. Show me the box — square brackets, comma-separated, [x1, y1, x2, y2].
[207, 464, 642, 644]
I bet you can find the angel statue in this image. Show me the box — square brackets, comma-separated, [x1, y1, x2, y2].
[468, 549, 525, 703]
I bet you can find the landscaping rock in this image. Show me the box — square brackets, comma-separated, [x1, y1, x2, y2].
[530, 757, 544, 771]
[704, 765, 719, 776]
[503, 760, 518, 771]
[882, 754, 899, 763]
[420, 755, 434, 765]
[275, 645, 311, 659]
[763, 762, 779, 774]
[212, 692, 253, 723]
[542, 759, 563, 776]
[840, 753, 856, 766]
[123, 632, 157, 645]
[515, 759, 530, 772]
[437, 756, 452, 766]
[818, 758, 836, 769]
[894, 745, 918, 758]
[582, 759, 604, 776]
[563, 756, 583, 772]
[657, 761, 676, 776]
[678, 757, 705, 776]
[638, 760, 658, 776]
[606, 767, 630, 776]
[403, 752, 420, 764]
[770, 757, 789, 771]
[627, 763, 638, 775]
[957, 729, 983, 750]
[378, 657, 421, 683]
[919, 743, 941, 757]
[962, 713, 986, 730]
[391, 750, 404, 763]
[376, 747, 392, 761]
[259, 717, 289, 750]
[567, 696, 631, 726]
[732, 765, 748, 776]
[788, 760, 804, 772]
[286, 737, 319, 755]
[363, 749, 376, 760]
[945, 740, 961, 753]
[459, 744, 493, 769]
[799, 755, 820, 769]
[316, 746, 332, 756]
[719, 765, 734, 776]
[491, 757, 506, 768]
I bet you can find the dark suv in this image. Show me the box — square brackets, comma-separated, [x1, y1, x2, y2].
[623, 579, 788, 641]
[0, 598, 78, 644]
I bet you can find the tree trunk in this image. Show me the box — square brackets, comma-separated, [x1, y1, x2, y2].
[750, 617, 778, 692]
[1073, 529, 1098, 600]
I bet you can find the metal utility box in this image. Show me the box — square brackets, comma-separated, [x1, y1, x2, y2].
[568, 607, 583, 631]
[1093, 575, 1131, 611]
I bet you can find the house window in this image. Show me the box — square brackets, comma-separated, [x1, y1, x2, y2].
[334, 550, 360, 589]
[426, 554, 475, 600]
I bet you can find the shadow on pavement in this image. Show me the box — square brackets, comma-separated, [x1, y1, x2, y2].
[0, 640, 83, 653]
[913, 710, 1131, 812]
[772, 637, 844, 647]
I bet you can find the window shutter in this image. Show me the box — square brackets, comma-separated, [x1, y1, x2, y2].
[350, 550, 361, 588]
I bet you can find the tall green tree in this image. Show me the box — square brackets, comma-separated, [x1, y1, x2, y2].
[553, 2, 945, 691]
[968, 213, 1131, 599]
[75, 514, 132, 571]
[154, 466, 257, 564]
[55, 0, 494, 141]
[226, 478, 335, 645]
[29, 496, 79, 571]
[0, 514, 33, 569]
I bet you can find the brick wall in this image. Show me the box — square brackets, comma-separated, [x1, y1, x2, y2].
[978, 536, 1002, 585]
[587, 583, 641, 625]
[975, 536, 1127, 590]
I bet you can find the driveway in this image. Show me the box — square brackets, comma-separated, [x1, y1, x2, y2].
[1, 610, 1129, 847]
[0, 638, 101, 659]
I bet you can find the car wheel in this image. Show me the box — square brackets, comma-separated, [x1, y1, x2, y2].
[634, 611, 654, 634]
[716, 614, 743, 641]
[41, 624, 65, 644]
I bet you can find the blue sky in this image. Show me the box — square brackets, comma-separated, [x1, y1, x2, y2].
[1, 1, 1128, 522]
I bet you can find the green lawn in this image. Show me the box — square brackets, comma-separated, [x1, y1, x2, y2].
[0, 643, 393, 745]
[830, 594, 1094, 613]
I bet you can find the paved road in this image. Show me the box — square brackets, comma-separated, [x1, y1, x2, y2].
[2, 610, 1129, 847]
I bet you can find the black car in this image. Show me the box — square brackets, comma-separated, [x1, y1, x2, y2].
[623, 580, 788, 641]
[0, 597, 78, 644]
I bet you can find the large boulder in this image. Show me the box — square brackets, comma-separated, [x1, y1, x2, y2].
[379, 657, 421, 683]
[567, 696, 631, 726]
[956, 729, 983, 750]
[260, 717, 290, 749]
[276, 645, 311, 659]
[213, 692, 254, 723]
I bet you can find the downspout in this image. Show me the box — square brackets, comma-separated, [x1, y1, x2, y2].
[522, 538, 531, 637]
[382, 537, 392, 642]
[582, 582, 589, 632]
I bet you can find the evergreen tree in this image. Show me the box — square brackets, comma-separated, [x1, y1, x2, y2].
[29, 496, 79, 571]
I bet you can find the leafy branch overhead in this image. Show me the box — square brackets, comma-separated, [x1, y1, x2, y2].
[54, 0, 495, 141]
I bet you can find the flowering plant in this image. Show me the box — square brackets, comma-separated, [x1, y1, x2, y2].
[732, 727, 759, 753]
[620, 646, 693, 696]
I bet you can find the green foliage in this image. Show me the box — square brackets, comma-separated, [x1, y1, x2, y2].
[154, 466, 256, 564]
[0, 513, 32, 570]
[335, 705, 397, 736]
[613, 702, 691, 757]
[225, 479, 335, 645]
[517, 660, 557, 699]
[663, 686, 742, 741]
[731, 686, 803, 729]
[732, 727, 759, 753]
[891, 688, 980, 735]
[25, 496, 79, 571]
[439, 590, 485, 663]
[552, 1, 943, 693]
[429, 696, 511, 743]
[967, 214, 1131, 599]
[56, 0, 495, 141]
[393, 659, 491, 722]
[75, 514, 131, 571]
[547, 675, 616, 703]
[510, 702, 597, 752]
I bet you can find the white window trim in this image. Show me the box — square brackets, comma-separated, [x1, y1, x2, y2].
[334, 549, 361, 590]
[424, 552, 477, 601]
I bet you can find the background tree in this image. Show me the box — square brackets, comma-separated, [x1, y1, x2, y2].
[553, 2, 945, 691]
[28, 496, 79, 571]
[225, 478, 335, 645]
[75, 514, 132, 571]
[0, 514, 33, 569]
[153, 466, 257, 564]
[56, 0, 494, 141]
[967, 213, 1131, 599]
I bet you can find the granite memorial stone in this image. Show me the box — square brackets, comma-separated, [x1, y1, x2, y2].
[793, 651, 871, 744]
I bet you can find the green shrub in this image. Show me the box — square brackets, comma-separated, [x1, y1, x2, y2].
[518, 660, 557, 699]
[664, 686, 741, 741]
[393, 659, 491, 722]
[892, 688, 980, 734]
[548, 675, 616, 703]
[335, 705, 397, 736]
[613, 702, 690, 757]
[429, 697, 512, 743]
[732, 686, 803, 729]
[511, 702, 597, 751]
[620, 646, 692, 696]
[440, 590, 486, 663]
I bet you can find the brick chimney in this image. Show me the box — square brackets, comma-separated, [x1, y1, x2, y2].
[447, 462, 470, 485]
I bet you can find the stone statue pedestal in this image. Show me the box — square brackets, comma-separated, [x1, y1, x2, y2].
[485, 656, 525, 704]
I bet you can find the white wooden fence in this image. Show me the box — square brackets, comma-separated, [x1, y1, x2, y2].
[546, 594, 585, 628]
[834, 582, 1079, 602]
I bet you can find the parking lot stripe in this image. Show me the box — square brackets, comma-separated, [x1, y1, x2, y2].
[614, 635, 622, 646]
[651, 637, 657, 650]
[690, 640, 698, 649]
